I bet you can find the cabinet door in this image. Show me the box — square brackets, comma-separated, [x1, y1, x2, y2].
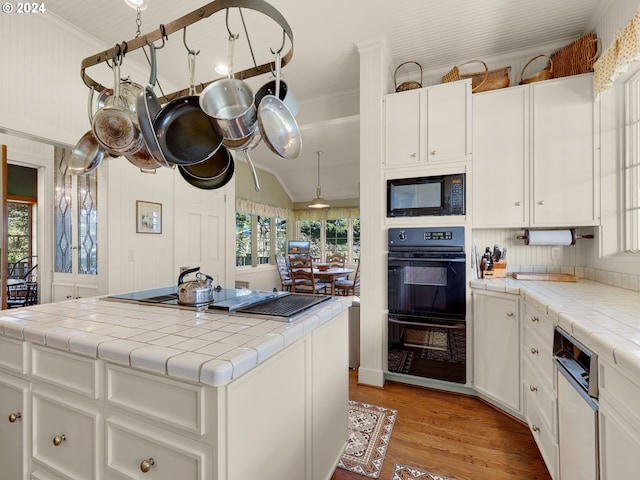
[531, 74, 599, 226]
[472, 292, 520, 413]
[472, 86, 529, 226]
[0, 372, 30, 480]
[425, 80, 471, 163]
[384, 89, 421, 168]
[599, 397, 640, 479]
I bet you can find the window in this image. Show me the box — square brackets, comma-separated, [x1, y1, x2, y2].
[299, 220, 321, 260]
[236, 212, 252, 266]
[256, 216, 270, 265]
[352, 218, 361, 262]
[626, 70, 640, 252]
[275, 217, 287, 256]
[325, 219, 348, 259]
[7, 202, 33, 278]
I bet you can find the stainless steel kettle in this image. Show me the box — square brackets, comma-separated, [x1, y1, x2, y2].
[177, 267, 214, 306]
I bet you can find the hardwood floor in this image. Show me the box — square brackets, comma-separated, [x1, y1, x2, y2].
[331, 370, 552, 480]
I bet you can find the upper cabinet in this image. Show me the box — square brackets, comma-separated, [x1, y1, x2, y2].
[472, 74, 600, 228]
[384, 79, 472, 169]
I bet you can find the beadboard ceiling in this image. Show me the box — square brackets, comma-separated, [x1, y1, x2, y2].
[47, 0, 606, 203]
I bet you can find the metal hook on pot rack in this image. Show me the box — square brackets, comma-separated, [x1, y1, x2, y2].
[270, 29, 285, 55]
[225, 8, 240, 40]
[183, 27, 200, 56]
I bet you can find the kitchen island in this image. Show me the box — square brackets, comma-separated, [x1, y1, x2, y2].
[0, 293, 351, 480]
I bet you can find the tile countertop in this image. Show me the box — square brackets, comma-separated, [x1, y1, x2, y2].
[0, 295, 351, 387]
[470, 277, 640, 381]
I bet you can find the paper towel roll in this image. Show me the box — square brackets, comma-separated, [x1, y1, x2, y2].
[521, 229, 575, 246]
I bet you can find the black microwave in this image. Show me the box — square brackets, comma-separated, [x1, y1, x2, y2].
[387, 173, 465, 217]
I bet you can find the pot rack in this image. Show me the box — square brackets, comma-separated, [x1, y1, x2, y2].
[79, 0, 293, 103]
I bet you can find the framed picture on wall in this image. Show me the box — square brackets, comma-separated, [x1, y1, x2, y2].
[136, 201, 162, 234]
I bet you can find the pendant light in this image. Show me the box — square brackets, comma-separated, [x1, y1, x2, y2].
[308, 151, 330, 209]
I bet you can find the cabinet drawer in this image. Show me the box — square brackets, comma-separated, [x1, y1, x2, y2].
[32, 388, 102, 480]
[106, 364, 208, 436]
[523, 355, 556, 433]
[522, 325, 555, 388]
[523, 303, 555, 344]
[0, 336, 29, 375]
[524, 394, 558, 479]
[32, 346, 101, 399]
[599, 360, 640, 426]
[106, 415, 212, 480]
[0, 372, 30, 480]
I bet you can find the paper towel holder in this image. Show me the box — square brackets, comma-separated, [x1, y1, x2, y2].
[517, 228, 594, 246]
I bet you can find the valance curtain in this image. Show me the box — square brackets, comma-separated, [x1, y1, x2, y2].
[294, 207, 360, 222]
[235, 198, 294, 220]
[594, 5, 640, 99]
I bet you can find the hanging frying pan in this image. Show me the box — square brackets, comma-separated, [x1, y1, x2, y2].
[153, 50, 223, 166]
[178, 152, 235, 190]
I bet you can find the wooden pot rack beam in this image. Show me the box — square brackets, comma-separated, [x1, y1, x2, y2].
[80, 0, 294, 103]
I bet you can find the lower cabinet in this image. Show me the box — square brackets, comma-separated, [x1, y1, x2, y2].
[472, 290, 521, 415]
[0, 371, 30, 480]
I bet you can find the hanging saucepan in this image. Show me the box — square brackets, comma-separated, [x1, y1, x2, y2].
[93, 79, 144, 118]
[199, 35, 257, 141]
[136, 43, 171, 168]
[153, 50, 223, 166]
[255, 77, 298, 117]
[177, 267, 215, 306]
[68, 130, 110, 176]
[257, 51, 302, 160]
[92, 48, 143, 156]
[126, 146, 164, 172]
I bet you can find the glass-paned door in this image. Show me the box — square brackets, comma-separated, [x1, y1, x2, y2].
[52, 147, 98, 301]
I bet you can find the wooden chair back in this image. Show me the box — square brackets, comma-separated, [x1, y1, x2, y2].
[326, 253, 346, 268]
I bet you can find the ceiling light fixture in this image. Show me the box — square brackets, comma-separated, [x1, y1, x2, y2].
[124, 0, 148, 11]
[308, 151, 330, 209]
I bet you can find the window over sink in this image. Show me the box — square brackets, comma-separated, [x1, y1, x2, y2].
[626, 68, 640, 253]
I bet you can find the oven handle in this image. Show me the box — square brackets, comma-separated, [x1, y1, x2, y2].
[388, 256, 466, 263]
[388, 318, 465, 329]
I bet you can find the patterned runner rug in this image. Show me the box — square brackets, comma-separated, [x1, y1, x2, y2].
[337, 400, 398, 478]
[392, 464, 454, 480]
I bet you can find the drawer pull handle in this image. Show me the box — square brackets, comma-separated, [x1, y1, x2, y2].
[530, 347, 539, 355]
[530, 316, 539, 323]
[410, 153, 417, 158]
[140, 458, 155, 473]
[430, 150, 436, 155]
[506, 311, 514, 317]
[532, 425, 540, 433]
[8, 412, 21, 423]
[515, 201, 523, 206]
[53, 434, 66, 446]
[529, 385, 538, 392]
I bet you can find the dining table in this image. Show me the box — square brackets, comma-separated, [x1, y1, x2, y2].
[313, 267, 354, 296]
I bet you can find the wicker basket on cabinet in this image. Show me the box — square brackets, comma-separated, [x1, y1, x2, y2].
[442, 60, 511, 93]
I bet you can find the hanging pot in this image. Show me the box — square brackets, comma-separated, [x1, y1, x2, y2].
[255, 78, 298, 117]
[92, 50, 143, 156]
[136, 43, 171, 168]
[125, 146, 164, 172]
[178, 153, 235, 190]
[257, 51, 302, 160]
[154, 51, 223, 165]
[199, 36, 257, 141]
[68, 130, 111, 175]
[180, 146, 232, 181]
[177, 267, 214, 306]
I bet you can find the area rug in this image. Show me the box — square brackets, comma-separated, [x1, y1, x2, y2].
[337, 400, 398, 478]
[388, 349, 414, 374]
[392, 464, 454, 480]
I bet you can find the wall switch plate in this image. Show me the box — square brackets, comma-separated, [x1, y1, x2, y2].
[551, 247, 561, 260]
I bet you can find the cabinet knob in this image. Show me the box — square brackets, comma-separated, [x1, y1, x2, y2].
[140, 458, 155, 473]
[506, 311, 514, 317]
[410, 153, 417, 158]
[8, 412, 21, 423]
[530, 316, 539, 323]
[430, 150, 436, 155]
[537, 200, 545, 205]
[529, 385, 538, 392]
[53, 434, 66, 446]
[515, 201, 523, 206]
[66, 295, 72, 299]
[532, 425, 540, 433]
[530, 347, 539, 355]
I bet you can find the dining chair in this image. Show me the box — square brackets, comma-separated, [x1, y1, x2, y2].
[335, 262, 360, 296]
[326, 253, 346, 268]
[275, 255, 292, 291]
[6, 282, 38, 308]
[289, 256, 328, 294]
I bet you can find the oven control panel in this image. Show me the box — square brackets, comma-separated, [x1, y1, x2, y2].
[388, 226, 464, 247]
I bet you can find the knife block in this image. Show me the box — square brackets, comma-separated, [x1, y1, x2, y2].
[483, 261, 507, 278]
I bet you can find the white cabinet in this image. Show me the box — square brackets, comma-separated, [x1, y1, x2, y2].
[472, 86, 529, 227]
[52, 283, 98, 303]
[384, 80, 471, 168]
[598, 358, 640, 478]
[0, 372, 30, 480]
[472, 74, 600, 228]
[521, 302, 558, 479]
[472, 290, 521, 414]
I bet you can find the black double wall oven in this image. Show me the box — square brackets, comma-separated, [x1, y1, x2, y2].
[387, 227, 467, 384]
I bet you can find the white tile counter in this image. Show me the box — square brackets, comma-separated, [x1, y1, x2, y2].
[0, 295, 351, 386]
[470, 277, 640, 380]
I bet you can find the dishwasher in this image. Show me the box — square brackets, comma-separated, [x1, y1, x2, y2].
[553, 327, 599, 480]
